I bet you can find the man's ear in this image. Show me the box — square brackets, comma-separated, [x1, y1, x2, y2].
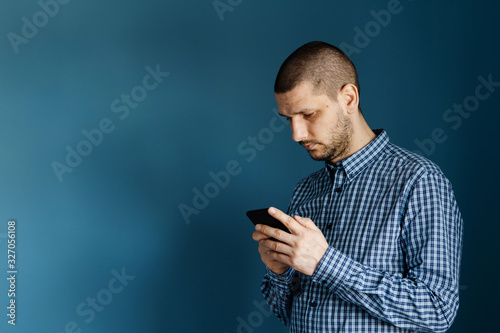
[339, 84, 359, 114]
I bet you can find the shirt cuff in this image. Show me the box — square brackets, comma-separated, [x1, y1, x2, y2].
[311, 246, 365, 291]
[266, 266, 295, 289]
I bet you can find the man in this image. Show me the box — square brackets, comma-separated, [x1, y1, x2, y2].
[252, 41, 463, 332]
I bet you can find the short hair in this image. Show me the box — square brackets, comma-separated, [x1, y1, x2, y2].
[274, 41, 360, 104]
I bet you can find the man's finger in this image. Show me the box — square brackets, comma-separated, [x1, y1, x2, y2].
[252, 230, 271, 242]
[294, 215, 318, 230]
[260, 238, 292, 255]
[268, 207, 300, 234]
[266, 249, 291, 267]
[255, 224, 293, 244]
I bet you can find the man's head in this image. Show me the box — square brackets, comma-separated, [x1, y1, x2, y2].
[274, 41, 360, 105]
[274, 41, 368, 165]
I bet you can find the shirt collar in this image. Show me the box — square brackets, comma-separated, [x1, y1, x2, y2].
[325, 129, 389, 181]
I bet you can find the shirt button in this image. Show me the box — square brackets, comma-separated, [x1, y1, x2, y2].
[334, 187, 342, 193]
[326, 223, 333, 230]
[310, 301, 317, 307]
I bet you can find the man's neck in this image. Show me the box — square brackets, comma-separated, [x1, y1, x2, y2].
[329, 116, 376, 165]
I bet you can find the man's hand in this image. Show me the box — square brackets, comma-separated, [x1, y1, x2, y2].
[252, 207, 329, 276]
[254, 233, 290, 275]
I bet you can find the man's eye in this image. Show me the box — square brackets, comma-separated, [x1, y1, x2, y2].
[304, 112, 315, 118]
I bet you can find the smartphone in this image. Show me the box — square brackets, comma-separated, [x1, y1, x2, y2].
[246, 208, 290, 234]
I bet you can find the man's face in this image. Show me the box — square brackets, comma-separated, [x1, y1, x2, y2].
[275, 81, 353, 164]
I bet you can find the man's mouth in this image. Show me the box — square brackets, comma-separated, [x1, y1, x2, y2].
[302, 143, 318, 151]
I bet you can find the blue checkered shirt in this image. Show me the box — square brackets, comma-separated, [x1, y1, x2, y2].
[261, 130, 463, 332]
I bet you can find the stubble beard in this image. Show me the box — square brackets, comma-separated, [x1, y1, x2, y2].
[304, 110, 353, 164]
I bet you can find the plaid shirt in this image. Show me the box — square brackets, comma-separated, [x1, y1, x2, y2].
[261, 129, 463, 332]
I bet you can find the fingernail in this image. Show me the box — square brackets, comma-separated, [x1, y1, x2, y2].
[269, 207, 276, 214]
[255, 224, 261, 231]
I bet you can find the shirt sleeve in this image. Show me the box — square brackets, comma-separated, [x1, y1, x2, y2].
[260, 188, 307, 327]
[260, 266, 297, 326]
[310, 171, 463, 333]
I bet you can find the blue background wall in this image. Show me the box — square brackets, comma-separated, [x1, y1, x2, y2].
[0, 0, 498, 332]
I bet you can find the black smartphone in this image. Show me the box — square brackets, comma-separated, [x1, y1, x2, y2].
[246, 208, 290, 234]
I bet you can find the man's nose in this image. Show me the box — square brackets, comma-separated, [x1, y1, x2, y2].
[290, 118, 308, 142]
